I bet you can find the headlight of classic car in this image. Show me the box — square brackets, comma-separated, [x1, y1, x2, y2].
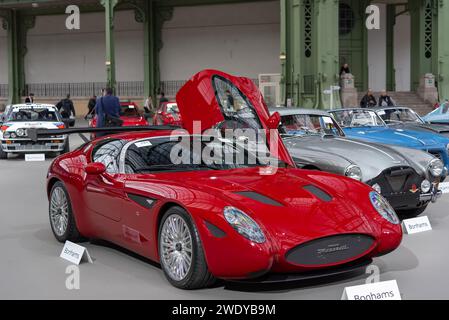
[428, 158, 444, 177]
[369, 191, 400, 225]
[3, 132, 10, 139]
[421, 180, 431, 193]
[345, 165, 362, 181]
[223, 206, 266, 243]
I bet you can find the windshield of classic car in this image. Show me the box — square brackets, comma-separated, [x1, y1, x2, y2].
[280, 114, 343, 136]
[120, 105, 139, 117]
[377, 108, 422, 124]
[332, 110, 385, 128]
[123, 136, 284, 174]
[8, 108, 60, 122]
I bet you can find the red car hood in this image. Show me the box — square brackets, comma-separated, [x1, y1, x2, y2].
[121, 116, 147, 126]
[126, 167, 380, 241]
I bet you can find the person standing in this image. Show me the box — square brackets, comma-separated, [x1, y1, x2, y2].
[378, 90, 396, 107]
[340, 63, 351, 77]
[144, 95, 154, 113]
[159, 92, 168, 106]
[95, 88, 121, 130]
[56, 94, 76, 120]
[360, 89, 377, 108]
[85, 95, 97, 119]
[25, 93, 34, 103]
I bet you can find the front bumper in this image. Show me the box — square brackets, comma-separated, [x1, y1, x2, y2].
[228, 258, 372, 284]
[1, 138, 66, 153]
[420, 189, 443, 203]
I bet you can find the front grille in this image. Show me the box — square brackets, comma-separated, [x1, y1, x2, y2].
[366, 166, 424, 209]
[285, 234, 374, 266]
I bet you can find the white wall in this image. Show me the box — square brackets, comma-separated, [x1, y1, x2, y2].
[26, 10, 143, 84]
[160, 1, 280, 81]
[0, 25, 7, 84]
[367, 3, 386, 92]
[394, 13, 411, 91]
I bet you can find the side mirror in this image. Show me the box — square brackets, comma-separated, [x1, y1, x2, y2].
[85, 162, 106, 175]
[267, 112, 281, 130]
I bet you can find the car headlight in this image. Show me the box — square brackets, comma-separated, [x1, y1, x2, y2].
[369, 191, 400, 225]
[428, 158, 444, 177]
[3, 132, 10, 139]
[223, 206, 266, 243]
[421, 180, 431, 193]
[16, 128, 26, 137]
[10, 132, 17, 139]
[372, 183, 382, 194]
[345, 165, 363, 181]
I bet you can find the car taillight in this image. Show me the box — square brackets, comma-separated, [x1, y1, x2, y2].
[57, 124, 65, 129]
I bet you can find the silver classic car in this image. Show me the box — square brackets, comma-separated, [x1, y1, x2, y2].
[272, 107, 444, 217]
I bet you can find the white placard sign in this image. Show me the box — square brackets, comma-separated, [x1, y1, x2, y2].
[25, 154, 45, 162]
[402, 216, 432, 235]
[341, 280, 401, 300]
[60, 241, 93, 265]
[439, 182, 449, 194]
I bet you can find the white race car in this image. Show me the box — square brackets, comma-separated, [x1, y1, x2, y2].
[0, 104, 69, 159]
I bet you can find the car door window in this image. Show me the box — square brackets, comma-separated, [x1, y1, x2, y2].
[92, 139, 127, 174]
[213, 76, 262, 130]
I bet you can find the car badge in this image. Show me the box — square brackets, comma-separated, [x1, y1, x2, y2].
[409, 184, 420, 194]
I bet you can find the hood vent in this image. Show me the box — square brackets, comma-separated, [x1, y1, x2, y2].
[303, 185, 332, 202]
[234, 191, 283, 207]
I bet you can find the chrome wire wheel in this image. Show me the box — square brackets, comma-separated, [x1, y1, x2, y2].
[160, 214, 193, 282]
[50, 187, 69, 237]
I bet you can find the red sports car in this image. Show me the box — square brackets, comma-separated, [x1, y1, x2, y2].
[153, 101, 182, 127]
[89, 101, 148, 138]
[45, 70, 402, 289]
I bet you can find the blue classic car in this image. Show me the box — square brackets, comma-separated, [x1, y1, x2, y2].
[330, 108, 449, 177]
[422, 101, 449, 124]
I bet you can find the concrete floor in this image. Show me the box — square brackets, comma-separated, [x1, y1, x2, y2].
[1, 128, 449, 300]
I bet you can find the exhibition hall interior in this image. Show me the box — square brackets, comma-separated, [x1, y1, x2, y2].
[1, 0, 449, 303]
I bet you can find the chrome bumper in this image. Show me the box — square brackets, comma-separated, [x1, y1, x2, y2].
[420, 190, 443, 203]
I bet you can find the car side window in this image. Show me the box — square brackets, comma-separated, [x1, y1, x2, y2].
[92, 139, 127, 174]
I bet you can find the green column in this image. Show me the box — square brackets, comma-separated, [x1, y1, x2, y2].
[1, 10, 32, 104]
[314, 0, 340, 109]
[410, 0, 435, 91]
[386, 4, 395, 92]
[438, 0, 449, 99]
[101, 0, 118, 92]
[143, 0, 156, 99]
[281, 0, 302, 106]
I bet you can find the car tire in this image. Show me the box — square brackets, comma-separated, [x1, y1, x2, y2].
[0, 147, 7, 159]
[158, 206, 216, 289]
[397, 205, 428, 219]
[49, 181, 84, 243]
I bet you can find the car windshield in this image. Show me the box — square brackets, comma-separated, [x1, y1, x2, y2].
[124, 136, 285, 174]
[166, 103, 179, 114]
[212, 76, 262, 131]
[331, 110, 385, 128]
[120, 104, 139, 117]
[279, 113, 344, 137]
[8, 108, 60, 122]
[377, 108, 422, 124]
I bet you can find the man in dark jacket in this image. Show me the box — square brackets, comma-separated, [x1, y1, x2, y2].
[95, 88, 121, 128]
[360, 89, 377, 108]
[25, 93, 34, 103]
[85, 95, 97, 119]
[56, 94, 76, 119]
[378, 90, 396, 107]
